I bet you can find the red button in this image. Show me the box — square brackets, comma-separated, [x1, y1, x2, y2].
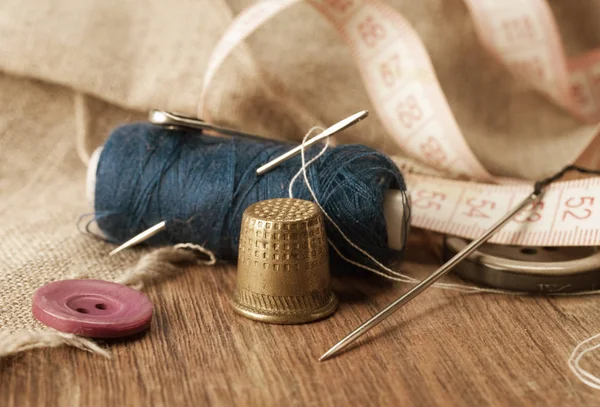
[32, 279, 153, 338]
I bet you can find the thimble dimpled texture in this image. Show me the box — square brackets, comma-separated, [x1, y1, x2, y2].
[232, 198, 338, 324]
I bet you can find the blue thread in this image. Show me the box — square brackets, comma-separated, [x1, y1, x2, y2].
[94, 123, 408, 265]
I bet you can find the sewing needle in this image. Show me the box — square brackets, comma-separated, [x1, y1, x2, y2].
[256, 110, 369, 175]
[109, 221, 166, 256]
[318, 188, 543, 361]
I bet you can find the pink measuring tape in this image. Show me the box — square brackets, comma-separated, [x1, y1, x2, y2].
[199, 0, 600, 246]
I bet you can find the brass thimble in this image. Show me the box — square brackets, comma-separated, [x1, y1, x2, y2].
[231, 198, 338, 324]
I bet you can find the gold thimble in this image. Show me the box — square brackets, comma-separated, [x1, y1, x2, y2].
[231, 198, 338, 324]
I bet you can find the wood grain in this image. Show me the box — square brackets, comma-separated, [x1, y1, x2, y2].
[1, 232, 600, 406]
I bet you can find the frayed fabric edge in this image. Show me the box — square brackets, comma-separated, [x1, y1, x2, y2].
[0, 330, 111, 359]
[0, 244, 216, 359]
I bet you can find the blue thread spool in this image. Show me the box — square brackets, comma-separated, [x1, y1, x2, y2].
[87, 123, 410, 266]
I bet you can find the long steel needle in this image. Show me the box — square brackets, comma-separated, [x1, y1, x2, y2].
[256, 110, 369, 175]
[319, 189, 543, 361]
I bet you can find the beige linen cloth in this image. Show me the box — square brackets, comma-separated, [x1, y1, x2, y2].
[0, 0, 598, 356]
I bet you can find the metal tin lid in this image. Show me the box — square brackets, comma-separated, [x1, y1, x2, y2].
[444, 236, 600, 293]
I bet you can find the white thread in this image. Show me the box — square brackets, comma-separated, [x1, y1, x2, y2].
[289, 129, 510, 291]
[290, 129, 600, 388]
[288, 126, 325, 198]
[289, 128, 600, 296]
[568, 333, 600, 390]
[289, 129, 416, 283]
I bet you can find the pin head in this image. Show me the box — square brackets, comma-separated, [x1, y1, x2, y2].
[148, 109, 169, 124]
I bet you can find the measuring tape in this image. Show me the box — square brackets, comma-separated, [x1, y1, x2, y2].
[409, 174, 600, 246]
[199, 0, 600, 246]
[464, 0, 600, 123]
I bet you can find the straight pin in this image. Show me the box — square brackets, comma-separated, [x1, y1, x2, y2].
[256, 110, 369, 175]
[149, 110, 266, 140]
[319, 189, 543, 361]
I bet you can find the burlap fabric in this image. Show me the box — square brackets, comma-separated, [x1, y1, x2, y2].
[0, 0, 598, 356]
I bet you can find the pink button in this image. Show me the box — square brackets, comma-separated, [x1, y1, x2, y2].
[32, 279, 153, 338]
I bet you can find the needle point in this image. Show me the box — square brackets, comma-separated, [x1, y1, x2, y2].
[315, 192, 542, 361]
[108, 247, 123, 257]
[107, 221, 167, 256]
[318, 353, 332, 362]
[318, 343, 342, 362]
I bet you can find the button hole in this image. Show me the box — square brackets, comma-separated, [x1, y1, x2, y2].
[95, 303, 107, 310]
[543, 247, 559, 252]
[520, 248, 538, 255]
[76, 308, 89, 314]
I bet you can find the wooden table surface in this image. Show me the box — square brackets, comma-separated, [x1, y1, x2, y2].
[1, 232, 600, 406]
